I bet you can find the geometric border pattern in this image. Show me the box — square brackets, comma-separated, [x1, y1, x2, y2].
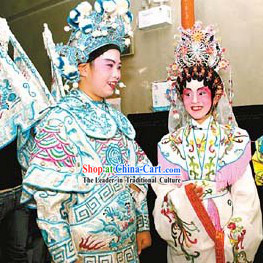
[50, 239, 76, 262]
[73, 183, 124, 224]
[80, 245, 138, 262]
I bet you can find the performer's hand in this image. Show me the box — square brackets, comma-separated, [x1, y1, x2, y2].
[136, 231, 152, 255]
[130, 183, 141, 193]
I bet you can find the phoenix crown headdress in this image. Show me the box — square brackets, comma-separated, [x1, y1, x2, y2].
[167, 21, 230, 82]
[167, 0, 236, 131]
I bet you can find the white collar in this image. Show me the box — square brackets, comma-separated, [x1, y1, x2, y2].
[191, 115, 213, 130]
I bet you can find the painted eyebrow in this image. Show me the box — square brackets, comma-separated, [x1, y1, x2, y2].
[197, 87, 208, 91]
[184, 87, 207, 91]
[103, 58, 122, 65]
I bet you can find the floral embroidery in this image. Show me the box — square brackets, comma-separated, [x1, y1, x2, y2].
[221, 127, 247, 156]
[188, 155, 200, 179]
[160, 118, 249, 187]
[162, 194, 200, 262]
[227, 218, 252, 263]
[196, 135, 206, 153]
[166, 130, 185, 160]
[182, 119, 219, 181]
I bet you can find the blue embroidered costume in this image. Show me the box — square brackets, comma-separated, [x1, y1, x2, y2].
[1, 1, 151, 262]
[22, 88, 150, 262]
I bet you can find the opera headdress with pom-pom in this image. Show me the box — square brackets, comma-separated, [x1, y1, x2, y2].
[46, 0, 133, 87]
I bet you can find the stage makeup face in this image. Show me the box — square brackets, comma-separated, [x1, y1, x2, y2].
[78, 49, 121, 101]
[182, 79, 212, 124]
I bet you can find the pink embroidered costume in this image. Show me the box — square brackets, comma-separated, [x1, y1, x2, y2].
[0, 1, 152, 262]
[152, 1, 262, 262]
